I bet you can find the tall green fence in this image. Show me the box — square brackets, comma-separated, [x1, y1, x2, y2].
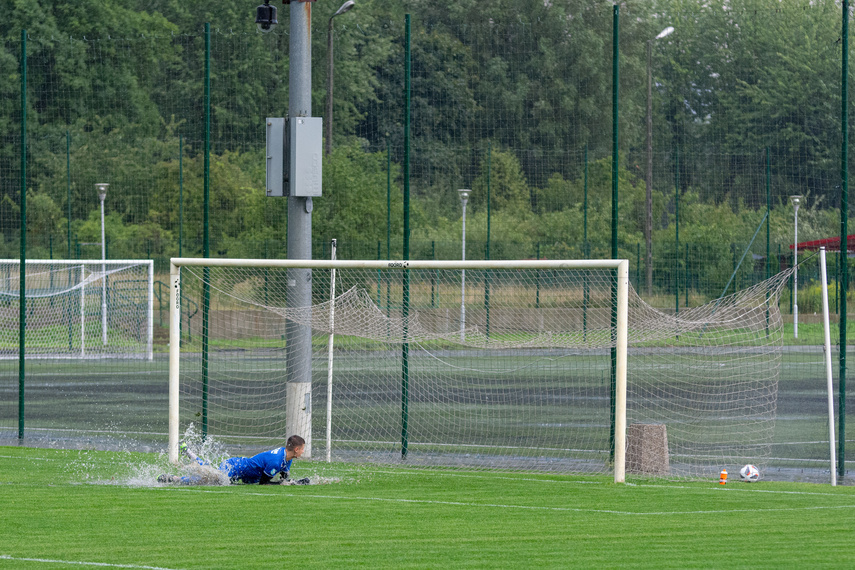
[0, 1, 853, 478]
[0, 4, 849, 285]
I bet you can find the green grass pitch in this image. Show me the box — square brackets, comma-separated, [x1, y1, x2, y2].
[2, 447, 855, 568]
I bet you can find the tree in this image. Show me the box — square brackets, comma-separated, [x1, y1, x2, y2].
[471, 147, 529, 213]
[655, 0, 843, 207]
[313, 141, 401, 256]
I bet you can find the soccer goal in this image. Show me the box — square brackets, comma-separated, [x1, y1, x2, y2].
[0, 259, 154, 360]
[168, 258, 630, 482]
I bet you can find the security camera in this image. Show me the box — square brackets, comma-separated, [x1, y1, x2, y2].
[256, 1, 278, 33]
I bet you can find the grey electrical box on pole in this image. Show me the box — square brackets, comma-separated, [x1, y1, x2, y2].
[289, 117, 323, 197]
[265, 118, 286, 197]
[266, 117, 322, 198]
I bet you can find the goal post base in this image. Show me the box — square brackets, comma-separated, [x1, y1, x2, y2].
[286, 382, 313, 458]
[626, 423, 670, 476]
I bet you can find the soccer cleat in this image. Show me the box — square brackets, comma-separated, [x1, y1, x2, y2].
[157, 474, 180, 483]
[294, 477, 310, 485]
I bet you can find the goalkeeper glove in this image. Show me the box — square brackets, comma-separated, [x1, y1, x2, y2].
[279, 476, 309, 485]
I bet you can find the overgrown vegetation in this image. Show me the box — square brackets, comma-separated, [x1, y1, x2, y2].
[0, 1, 848, 298]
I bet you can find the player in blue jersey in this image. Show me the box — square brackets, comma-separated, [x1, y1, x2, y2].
[159, 434, 308, 485]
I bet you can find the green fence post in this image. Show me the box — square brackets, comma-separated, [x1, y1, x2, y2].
[536, 242, 541, 309]
[839, 0, 849, 479]
[836, 251, 840, 315]
[201, 22, 211, 440]
[386, 135, 391, 260]
[401, 13, 411, 461]
[766, 147, 771, 284]
[179, 134, 184, 258]
[18, 29, 27, 441]
[685, 243, 689, 307]
[486, 141, 492, 258]
[584, 144, 588, 255]
[430, 240, 436, 308]
[583, 146, 590, 341]
[385, 135, 391, 317]
[609, 3, 620, 465]
[766, 147, 771, 336]
[66, 130, 72, 259]
[485, 142, 491, 340]
[675, 146, 680, 315]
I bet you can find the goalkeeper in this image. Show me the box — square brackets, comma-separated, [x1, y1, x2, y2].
[159, 434, 308, 485]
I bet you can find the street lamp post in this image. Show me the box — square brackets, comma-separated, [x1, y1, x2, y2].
[458, 189, 471, 341]
[95, 183, 109, 346]
[791, 195, 802, 338]
[645, 26, 674, 296]
[326, 0, 355, 156]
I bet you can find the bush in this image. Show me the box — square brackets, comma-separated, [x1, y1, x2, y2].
[800, 280, 854, 314]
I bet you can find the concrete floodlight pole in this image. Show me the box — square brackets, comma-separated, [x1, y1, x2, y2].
[645, 26, 674, 297]
[96, 183, 109, 346]
[458, 189, 470, 341]
[286, 0, 315, 457]
[326, 1, 355, 156]
[791, 195, 802, 339]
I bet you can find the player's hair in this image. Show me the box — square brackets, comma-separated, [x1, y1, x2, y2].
[286, 435, 306, 451]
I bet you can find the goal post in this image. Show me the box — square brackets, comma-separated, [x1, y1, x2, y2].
[0, 259, 153, 360]
[168, 257, 629, 482]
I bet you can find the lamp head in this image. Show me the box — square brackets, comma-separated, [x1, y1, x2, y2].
[458, 188, 471, 205]
[656, 26, 675, 40]
[256, 1, 278, 33]
[95, 183, 109, 201]
[333, 0, 355, 18]
[790, 195, 803, 207]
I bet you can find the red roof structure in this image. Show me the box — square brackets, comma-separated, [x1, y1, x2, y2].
[789, 235, 855, 252]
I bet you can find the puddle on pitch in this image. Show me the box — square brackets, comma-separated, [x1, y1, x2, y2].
[68, 425, 348, 487]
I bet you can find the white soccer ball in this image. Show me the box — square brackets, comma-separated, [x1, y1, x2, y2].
[739, 464, 760, 482]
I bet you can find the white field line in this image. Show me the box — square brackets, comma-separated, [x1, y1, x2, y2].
[0, 554, 180, 570]
[154, 487, 855, 516]
[0, 454, 63, 462]
[629, 482, 855, 498]
[0, 426, 168, 436]
[369, 469, 855, 497]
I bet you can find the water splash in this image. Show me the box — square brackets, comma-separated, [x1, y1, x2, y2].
[68, 424, 353, 487]
[178, 423, 231, 467]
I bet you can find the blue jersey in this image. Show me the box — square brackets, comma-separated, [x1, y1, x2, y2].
[219, 447, 294, 484]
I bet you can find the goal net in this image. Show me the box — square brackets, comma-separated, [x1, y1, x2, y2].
[625, 272, 790, 478]
[169, 259, 629, 481]
[0, 259, 154, 360]
[168, 257, 787, 480]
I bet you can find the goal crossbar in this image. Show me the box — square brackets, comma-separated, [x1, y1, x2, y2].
[169, 257, 627, 271]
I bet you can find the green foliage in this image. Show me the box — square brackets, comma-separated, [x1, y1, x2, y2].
[471, 147, 530, 213]
[24, 191, 62, 244]
[801, 279, 855, 315]
[314, 141, 402, 250]
[0, 0, 850, 305]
